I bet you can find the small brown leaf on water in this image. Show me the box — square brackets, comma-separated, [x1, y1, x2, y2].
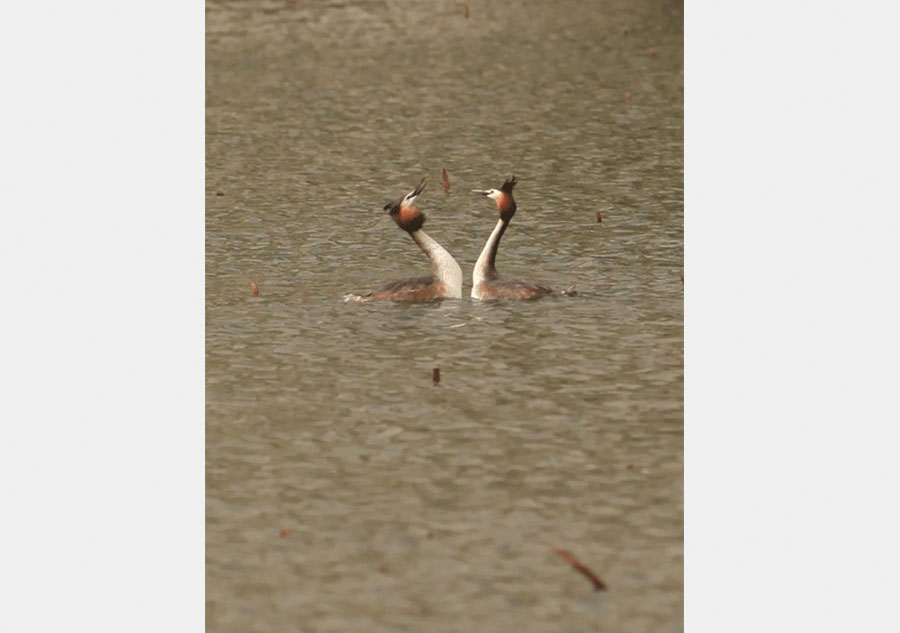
[251, 282, 259, 295]
[623, 27, 630, 36]
[680, 270, 684, 283]
[215, 191, 224, 196]
[463, 3, 469, 18]
[379, 563, 388, 573]
[625, 91, 632, 102]
[279, 527, 291, 537]
[626, 462, 634, 469]
[432, 367, 441, 384]
[648, 48, 656, 58]
[596, 210, 602, 223]
[441, 166, 450, 192]
[550, 547, 607, 591]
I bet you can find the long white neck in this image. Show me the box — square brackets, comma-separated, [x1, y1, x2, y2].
[472, 218, 508, 293]
[410, 229, 463, 299]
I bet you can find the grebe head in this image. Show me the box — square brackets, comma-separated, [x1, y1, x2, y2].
[385, 177, 426, 233]
[473, 175, 517, 222]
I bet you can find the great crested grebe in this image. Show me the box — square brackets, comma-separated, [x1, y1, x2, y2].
[345, 178, 463, 302]
[471, 175, 576, 301]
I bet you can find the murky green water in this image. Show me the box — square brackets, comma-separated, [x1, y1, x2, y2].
[207, 0, 682, 631]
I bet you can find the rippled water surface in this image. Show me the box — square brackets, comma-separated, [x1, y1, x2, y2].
[207, 0, 683, 631]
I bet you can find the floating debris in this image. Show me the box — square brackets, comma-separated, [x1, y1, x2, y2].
[432, 367, 441, 384]
[623, 27, 630, 36]
[680, 270, 684, 284]
[379, 563, 388, 573]
[550, 547, 607, 591]
[463, 3, 469, 18]
[278, 527, 291, 538]
[648, 48, 656, 58]
[442, 166, 450, 192]
[251, 282, 259, 296]
[625, 91, 632, 102]
[596, 210, 602, 223]
[626, 462, 634, 469]
[215, 191, 224, 196]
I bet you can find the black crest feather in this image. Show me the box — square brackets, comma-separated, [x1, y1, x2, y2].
[384, 177, 426, 214]
[501, 175, 517, 194]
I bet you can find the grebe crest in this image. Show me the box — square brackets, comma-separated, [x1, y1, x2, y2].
[345, 178, 463, 303]
[385, 177, 426, 233]
[471, 175, 576, 301]
[474, 175, 517, 222]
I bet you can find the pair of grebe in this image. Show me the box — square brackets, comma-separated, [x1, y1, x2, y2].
[346, 176, 575, 302]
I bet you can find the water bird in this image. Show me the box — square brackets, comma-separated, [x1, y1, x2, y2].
[345, 178, 462, 302]
[471, 176, 576, 301]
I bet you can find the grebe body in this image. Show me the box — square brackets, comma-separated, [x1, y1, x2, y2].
[471, 176, 575, 301]
[346, 178, 462, 303]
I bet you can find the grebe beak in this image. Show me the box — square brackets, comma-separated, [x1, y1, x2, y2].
[472, 189, 490, 196]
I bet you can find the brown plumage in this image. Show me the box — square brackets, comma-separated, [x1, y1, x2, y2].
[475, 279, 556, 301]
[393, 204, 425, 233]
[356, 276, 448, 302]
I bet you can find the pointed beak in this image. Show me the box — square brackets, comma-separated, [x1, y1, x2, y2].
[472, 189, 490, 196]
